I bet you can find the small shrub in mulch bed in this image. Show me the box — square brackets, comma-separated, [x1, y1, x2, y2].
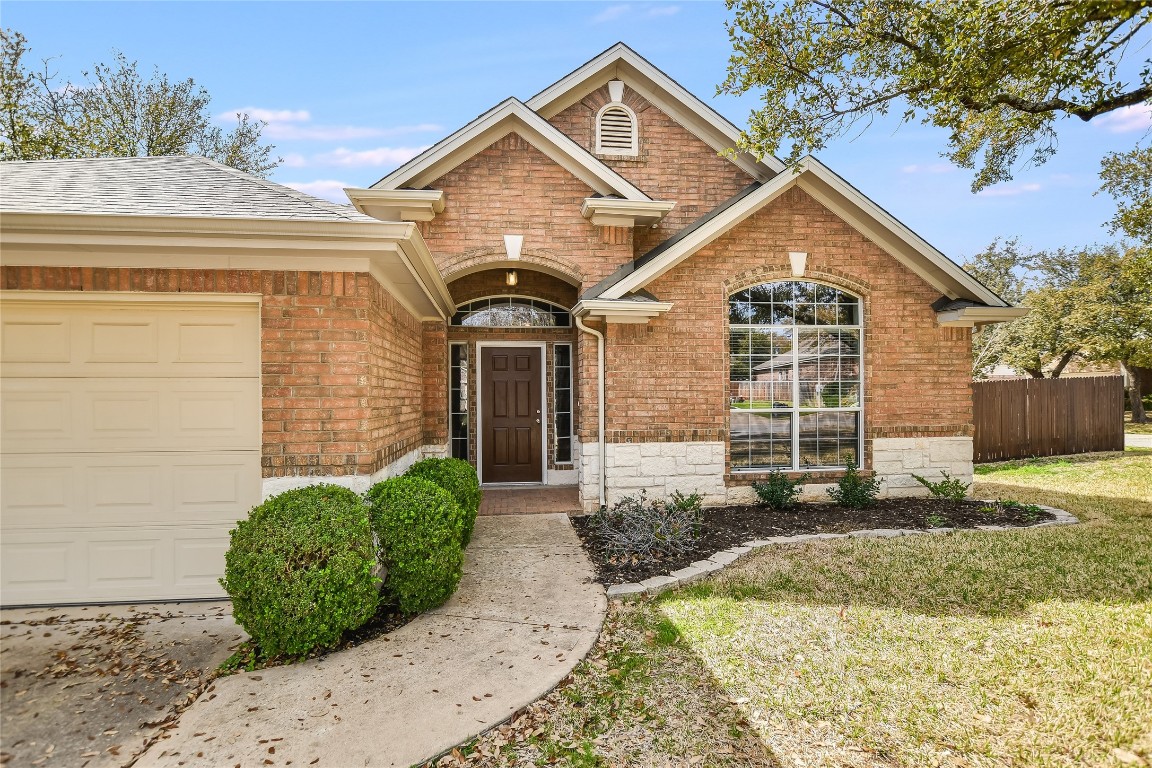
[571, 497, 1055, 586]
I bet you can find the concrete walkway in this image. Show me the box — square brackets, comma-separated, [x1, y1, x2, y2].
[134, 513, 606, 768]
[1125, 433, 1152, 449]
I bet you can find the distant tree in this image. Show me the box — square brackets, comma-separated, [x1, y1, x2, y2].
[721, 0, 1151, 192]
[1099, 146, 1152, 242]
[1069, 245, 1152, 422]
[965, 242, 1152, 422]
[0, 29, 278, 176]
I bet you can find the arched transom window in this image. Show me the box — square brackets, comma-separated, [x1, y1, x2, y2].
[451, 296, 571, 328]
[729, 281, 862, 470]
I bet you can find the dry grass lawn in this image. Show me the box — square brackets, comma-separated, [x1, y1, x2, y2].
[436, 452, 1152, 767]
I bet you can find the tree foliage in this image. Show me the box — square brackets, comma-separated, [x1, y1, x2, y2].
[1099, 145, 1152, 241]
[721, 0, 1151, 191]
[0, 29, 278, 176]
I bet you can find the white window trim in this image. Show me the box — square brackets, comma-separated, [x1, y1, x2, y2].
[451, 295, 572, 328]
[553, 343, 574, 465]
[728, 282, 865, 473]
[475, 341, 550, 486]
[594, 102, 638, 157]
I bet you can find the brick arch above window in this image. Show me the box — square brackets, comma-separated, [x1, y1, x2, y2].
[441, 248, 585, 288]
[723, 266, 873, 301]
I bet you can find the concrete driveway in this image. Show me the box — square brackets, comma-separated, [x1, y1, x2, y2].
[133, 512, 606, 767]
[0, 602, 243, 768]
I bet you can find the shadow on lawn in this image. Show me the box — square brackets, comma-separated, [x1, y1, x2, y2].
[665, 485, 1152, 619]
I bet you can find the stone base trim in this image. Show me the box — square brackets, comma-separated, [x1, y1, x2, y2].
[260, 443, 447, 500]
[870, 436, 974, 498]
[604, 503, 1080, 600]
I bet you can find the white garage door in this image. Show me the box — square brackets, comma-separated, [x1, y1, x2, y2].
[1, 295, 261, 606]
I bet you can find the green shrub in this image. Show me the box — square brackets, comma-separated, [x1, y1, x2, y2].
[405, 457, 481, 545]
[911, 470, 971, 500]
[752, 469, 811, 510]
[366, 476, 465, 614]
[219, 485, 379, 659]
[827, 461, 882, 509]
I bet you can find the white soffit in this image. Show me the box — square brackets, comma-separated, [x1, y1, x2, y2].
[525, 42, 785, 181]
[574, 298, 673, 324]
[580, 198, 676, 227]
[371, 99, 651, 201]
[344, 188, 445, 222]
[937, 305, 1030, 327]
[598, 157, 1008, 307]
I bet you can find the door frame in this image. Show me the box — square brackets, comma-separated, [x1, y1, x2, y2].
[475, 341, 548, 486]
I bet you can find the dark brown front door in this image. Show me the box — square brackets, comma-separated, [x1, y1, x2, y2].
[481, 347, 543, 483]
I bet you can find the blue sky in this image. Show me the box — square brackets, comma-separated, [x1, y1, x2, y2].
[5, 1, 1149, 260]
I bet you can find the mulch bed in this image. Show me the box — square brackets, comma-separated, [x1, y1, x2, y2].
[571, 498, 1056, 586]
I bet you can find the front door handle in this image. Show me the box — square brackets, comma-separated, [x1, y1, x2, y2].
[535, 418, 541, 424]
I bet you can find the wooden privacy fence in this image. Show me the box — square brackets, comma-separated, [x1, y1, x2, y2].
[973, 375, 1125, 462]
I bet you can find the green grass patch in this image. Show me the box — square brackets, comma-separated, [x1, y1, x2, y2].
[654, 452, 1152, 766]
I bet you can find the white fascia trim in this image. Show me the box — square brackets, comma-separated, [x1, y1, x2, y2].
[525, 43, 784, 180]
[0, 213, 454, 321]
[937, 305, 1030, 327]
[371, 99, 650, 201]
[599, 157, 1007, 306]
[344, 188, 445, 222]
[580, 198, 676, 227]
[573, 298, 673, 324]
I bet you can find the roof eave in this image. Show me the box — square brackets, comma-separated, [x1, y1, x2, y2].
[936, 305, 1030, 327]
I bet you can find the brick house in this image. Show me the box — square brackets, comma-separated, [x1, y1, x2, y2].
[0, 44, 1023, 605]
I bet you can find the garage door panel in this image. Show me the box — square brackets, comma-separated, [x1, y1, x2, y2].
[1, 303, 259, 377]
[2, 378, 260, 452]
[1, 295, 259, 606]
[1, 452, 258, 529]
[1, 526, 231, 605]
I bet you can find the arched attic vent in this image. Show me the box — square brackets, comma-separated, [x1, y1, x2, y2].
[595, 80, 638, 156]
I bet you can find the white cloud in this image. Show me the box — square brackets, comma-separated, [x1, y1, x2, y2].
[281, 179, 351, 202]
[591, 3, 678, 22]
[280, 153, 308, 168]
[900, 162, 955, 174]
[977, 182, 1043, 197]
[229, 107, 311, 123]
[315, 146, 430, 167]
[592, 4, 631, 23]
[1093, 103, 1152, 134]
[218, 107, 442, 142]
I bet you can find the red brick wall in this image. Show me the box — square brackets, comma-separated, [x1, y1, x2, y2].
[592, 187, 973, 468]
[447, 268, 579, 308]
[420, 134, 634, 290]
[548, 85, 756, 257]
[1, 266, 425, 478]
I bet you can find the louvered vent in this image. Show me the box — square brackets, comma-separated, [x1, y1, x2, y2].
[597, 105, 637, 155]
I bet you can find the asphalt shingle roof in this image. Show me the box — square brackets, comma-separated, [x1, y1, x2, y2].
[0, 155, 374, 222]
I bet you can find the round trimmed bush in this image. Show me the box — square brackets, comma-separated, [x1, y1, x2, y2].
[404, 457, 482, 545]
[366, 476, 465, 614]
[219, 485, 379, 658]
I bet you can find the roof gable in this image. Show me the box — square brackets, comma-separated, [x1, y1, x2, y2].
[525, 43, 784, 181]
[371, 99, 651, 201]
[592, 157, 1008, 307]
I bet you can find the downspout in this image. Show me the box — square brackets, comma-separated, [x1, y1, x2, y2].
[574, 315, 606, 509]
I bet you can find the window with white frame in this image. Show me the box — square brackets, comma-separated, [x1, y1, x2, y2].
[728, 281, 862, 470]
[595, 103, 638, 156]
[449, 343, 469, 460]
[553, 344, 573, 463]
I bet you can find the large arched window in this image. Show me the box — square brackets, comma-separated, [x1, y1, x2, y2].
[451, 297, 571, 328]
[729, 281, 862, 470]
